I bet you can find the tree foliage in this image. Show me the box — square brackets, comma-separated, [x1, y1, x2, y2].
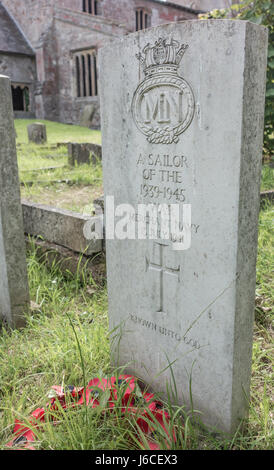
[199, 0, 274, 156]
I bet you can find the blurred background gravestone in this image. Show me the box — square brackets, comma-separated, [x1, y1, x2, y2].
[27, 122, 47, 144]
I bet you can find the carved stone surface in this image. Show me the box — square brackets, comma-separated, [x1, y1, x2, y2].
[27, 122, 47, 144]
[132, 38, 195, 144]
[99, 21, 268, 434]
[0, 75, 29, 327]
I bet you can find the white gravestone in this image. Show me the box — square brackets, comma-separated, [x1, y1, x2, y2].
[99, 21, 268, 433]
[0, 75, 29, 328]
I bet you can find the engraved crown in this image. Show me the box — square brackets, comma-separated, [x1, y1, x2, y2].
[136, 37, 188, 76]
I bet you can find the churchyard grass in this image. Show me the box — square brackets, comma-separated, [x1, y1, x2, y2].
[15, 119, 103, 213]
[0, 203, 272, 450]
[261, 164, 274, 192]
[20, 162, 103, 214]
[15, 119, 101, 145]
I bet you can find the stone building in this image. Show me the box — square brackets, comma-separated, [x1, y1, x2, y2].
[0, 3, 36, 119]
[0, 0, 221, 128]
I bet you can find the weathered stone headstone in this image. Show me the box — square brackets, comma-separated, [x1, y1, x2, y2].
[0, 75, 30, 328]
[27, 122, 47, 144]
[68, 143, 102, 166]
[99, 21, 268, 434]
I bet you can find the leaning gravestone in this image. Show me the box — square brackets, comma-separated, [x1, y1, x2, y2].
[0, 75, 30, 327]
[99, 20, 268, 434]
[27, 122, 47, 144]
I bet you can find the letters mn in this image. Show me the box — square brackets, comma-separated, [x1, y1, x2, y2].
[143, 90, 183, 125]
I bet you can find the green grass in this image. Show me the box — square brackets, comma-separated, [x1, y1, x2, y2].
[261, 165, 274, 192]
[0, 246, 110, 449]
[0, 205, 273, 450]
[15, 119, 103, 212]
[20, 161, 102, 187]
[18, 145, 67, 172]
[15, 119, 101, 145]
[20, 159, 103, 214]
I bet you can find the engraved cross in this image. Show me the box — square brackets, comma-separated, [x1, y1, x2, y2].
[146, 242, 180, 315]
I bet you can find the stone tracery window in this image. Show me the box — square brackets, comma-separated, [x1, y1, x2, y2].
[75, 49, 98, 98]
[82, 0, 98, 15]
[135, 8, 150, 31]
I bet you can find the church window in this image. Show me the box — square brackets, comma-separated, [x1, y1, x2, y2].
[136, 8, 150, 31]
[75, 50, 98, 98]
[82, 0, 98, 15]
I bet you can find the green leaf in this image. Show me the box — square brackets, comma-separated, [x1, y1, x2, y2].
[99, 389, 111, 409]
[264, 108, 272, 117]
[262, 0, 272, 9]
[251, 15, 264, 25]
[268, 47, 274, 58]
[265, 88, 274, 97]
